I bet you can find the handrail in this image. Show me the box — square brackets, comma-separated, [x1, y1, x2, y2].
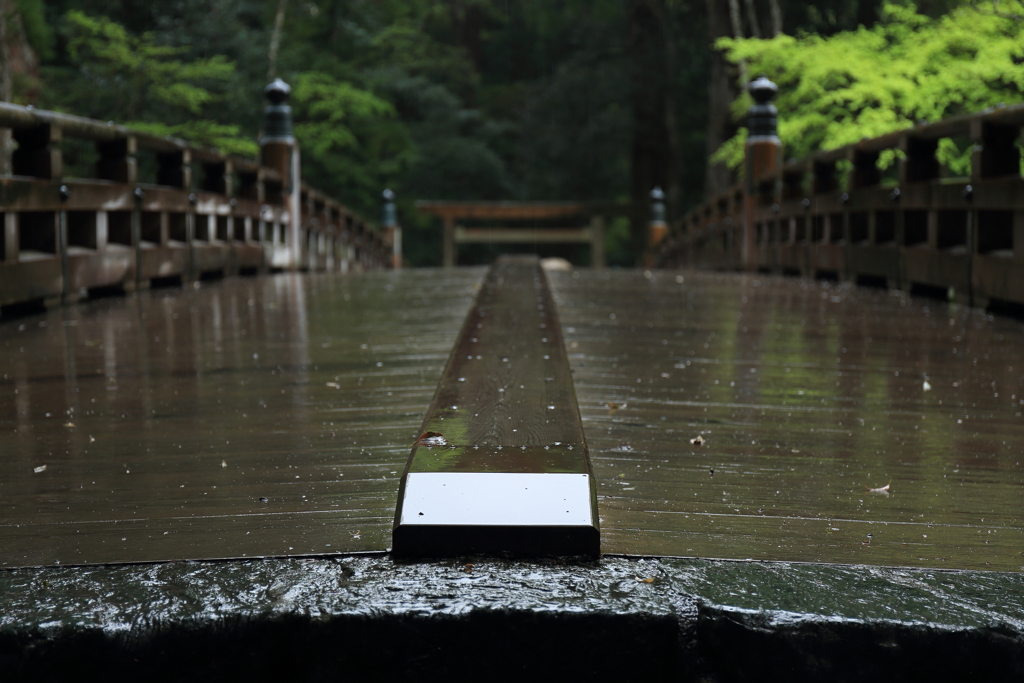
[0, 91, 389, 315]
[659, 81, 1024, 311]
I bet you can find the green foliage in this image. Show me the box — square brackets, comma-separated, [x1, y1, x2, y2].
[715, 1, 1024, 173]
[365, 22, 479, 100]
[292, 70, 415, 206]
[30, 0, 717, 264]
[46, 11, 252, 153]
[17, 0, 54, 59]
[293, 72, 398, 155]
[63, 11, 233, 116]
[127, 121, 258, 157]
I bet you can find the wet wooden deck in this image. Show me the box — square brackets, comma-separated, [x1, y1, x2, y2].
[551, 269, 1024, 571]
[2, 266, 1022, 571]
[0, 269, 484, 566]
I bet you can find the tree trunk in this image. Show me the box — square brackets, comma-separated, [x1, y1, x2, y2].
[705, 0, 742, 199]
[627, 0, 674, 261]
[450, 1, 483, 72]
[768, 0, 783, 36]
[0, 0, 11, 175]
[727, 0, 745, 39]
[267, 0, 288, 82]
[857, 0, 881, 28]
[448, 0, 483, 104]
[743, 0, 762, 38]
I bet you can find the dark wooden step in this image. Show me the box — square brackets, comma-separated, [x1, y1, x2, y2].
[392, 256, 599, 557]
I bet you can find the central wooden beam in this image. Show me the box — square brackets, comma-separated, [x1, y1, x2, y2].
[392, 256, 599, 557]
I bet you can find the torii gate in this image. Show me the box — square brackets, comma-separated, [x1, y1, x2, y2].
[416, 200, 630, 268]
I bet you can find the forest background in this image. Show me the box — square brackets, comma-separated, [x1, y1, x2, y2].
[0, 0, 1011, 266]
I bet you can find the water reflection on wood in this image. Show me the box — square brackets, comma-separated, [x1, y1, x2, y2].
[551, 270, 1024, 571]
[0, 269, 485, 567]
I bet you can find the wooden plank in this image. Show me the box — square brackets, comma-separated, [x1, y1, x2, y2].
[0, 268, 487, 568]
[416, 201, 589, 221]
[454, 227, 593, 244]
[392, 255, 599, 557]
[550, 268, 1024, 571]
[416, 200, 636, 221]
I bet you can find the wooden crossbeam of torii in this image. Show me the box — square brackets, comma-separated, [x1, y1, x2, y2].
[415, 200, 631, 268]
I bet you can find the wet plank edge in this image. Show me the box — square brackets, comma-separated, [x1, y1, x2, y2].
[392, 257, 599, 557]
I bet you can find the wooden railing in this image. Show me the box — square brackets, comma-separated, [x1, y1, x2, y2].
[659, 84, 1024, 310]
[0, 90, 386, 313]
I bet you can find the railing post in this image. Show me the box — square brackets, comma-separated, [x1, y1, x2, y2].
[442, 214, 455, 268]
[590, 213, 605, 269]
[743, 76, 781, 271]
[187, 192, 197, 282]
[646, 187, 667, 268]
[3, 211, 15, 262]
[260, 78, 299, 270]
[59, 184, 70, 304]
[381, 188, 401, 269]
[133, 187, 144, 289]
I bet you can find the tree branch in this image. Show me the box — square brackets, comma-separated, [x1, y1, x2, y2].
[969, 1, 1024, 21]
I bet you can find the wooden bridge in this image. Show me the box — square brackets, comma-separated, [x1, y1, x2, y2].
[660, 77, 1024, 313]
[0, 79, 391, 317]
[1, 79, 1023, 679]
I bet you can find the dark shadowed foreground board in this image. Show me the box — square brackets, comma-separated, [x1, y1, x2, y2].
[550, 269, 1024, 571]
[0, 269, 485, 567]
[393, 256, 598, 557]
[1, 555, 1022, 682]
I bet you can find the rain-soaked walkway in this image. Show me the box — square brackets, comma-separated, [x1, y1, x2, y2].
[1, 266, 1022, 571]
[551, 270, 1024, 571]
[0, 269, 485, 566]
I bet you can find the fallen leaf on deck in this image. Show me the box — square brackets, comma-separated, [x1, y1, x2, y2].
[415, 431, 447, 447]
[691, 435, 705, 446]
